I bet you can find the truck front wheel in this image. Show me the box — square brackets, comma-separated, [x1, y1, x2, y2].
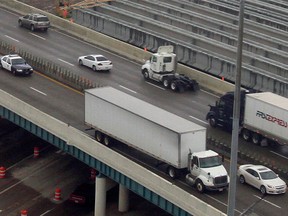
[167, 166, 177, 179]
[143, 69, 149, 80]
[208, 117, 217, 128]
[196, 179, 205, 193]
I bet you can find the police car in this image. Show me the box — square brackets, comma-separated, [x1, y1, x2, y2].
[0, 54, 33, 76]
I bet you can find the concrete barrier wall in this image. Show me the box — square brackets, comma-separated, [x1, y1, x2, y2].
[71, 8, 288, 97]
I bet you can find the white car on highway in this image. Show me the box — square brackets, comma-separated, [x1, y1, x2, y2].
[78, 54, 113, 72]
[237, 164, 287, 195]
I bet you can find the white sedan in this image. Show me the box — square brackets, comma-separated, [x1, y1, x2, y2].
[237, 164, 287, 194]
[78, 54, 113, 72]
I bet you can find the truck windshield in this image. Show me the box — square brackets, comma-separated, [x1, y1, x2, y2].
[199, 156, 221, 168]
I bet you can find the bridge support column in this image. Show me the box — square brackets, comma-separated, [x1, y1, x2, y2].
[118, 184, 129, 212]
[95, 174, 107, 216]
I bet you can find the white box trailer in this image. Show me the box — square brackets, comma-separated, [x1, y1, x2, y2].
[85, 87, 207, 169]
[244, 92, 288, 145]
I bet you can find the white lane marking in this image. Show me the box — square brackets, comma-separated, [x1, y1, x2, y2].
[253, 195, 281, 209]
[0, 158, 60, 195]
[200, 89, 220, 98]
[270, 151, 288, 160]
[53, 29, 140, 66]
[189, 115, 208, 125]
[119, 85, 137, 94]
[40, 208, 56, 216]
[205, 194, 242, 214]
[5, 35, 19, 42]
[29, 33, 46, 40]
[145, 82, 165, 90]
[58, 58, 74, 66]
[30, 87, 47, 96]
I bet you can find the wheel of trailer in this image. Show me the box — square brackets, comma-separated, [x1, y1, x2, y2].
[170, 81, 178, 91]
[196, 179, 205, 193]
[162, 78, 170, 88]
[167, 166, 177, 179]
[252, 133, 261, 145]
[260, 185, 266, 195]
[103, 135, 112, 146]
[242, 129, 251, 142]
[95, 131, 103, 143]
[239, 175, 245, 184]
[208, 117, 217, 128]
[143, 69, 149, 80]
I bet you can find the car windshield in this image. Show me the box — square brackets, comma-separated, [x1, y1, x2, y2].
[199, 156, 221, 168]
[259, 170, 278, 180]
[12, 58, 26, 65]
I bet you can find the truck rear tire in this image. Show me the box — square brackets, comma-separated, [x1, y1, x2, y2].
[103, 135, 112, 146]
[95, 131, 103, 143]
[170, 81, 178, 91]
[163, 78, 170, 88]
[167, 166, 177, 179]
[252, 133, 261, 145]
[196, 179, 205, 193]
[242, 129, 251, 141]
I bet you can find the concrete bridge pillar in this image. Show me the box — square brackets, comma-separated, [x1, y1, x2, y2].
[118, 184, 129, 212]
[95, 174, 107, 216]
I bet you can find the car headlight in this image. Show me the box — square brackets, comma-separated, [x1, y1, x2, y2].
[267, 185, 273, 189]
[30, 68, 33, 71]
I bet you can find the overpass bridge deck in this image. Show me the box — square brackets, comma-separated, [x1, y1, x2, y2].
[0, 89, 226, 216]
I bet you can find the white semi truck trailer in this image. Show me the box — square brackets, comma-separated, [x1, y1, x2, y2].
[85, 87, 229, 193]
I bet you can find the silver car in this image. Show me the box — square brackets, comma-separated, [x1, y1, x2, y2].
[238, 164, 287, 194]
[18, 13, 50, 32]
[78, 54, 113, 72]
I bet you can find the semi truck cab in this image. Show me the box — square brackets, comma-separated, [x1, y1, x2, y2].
[141, 46, 199, 92]
[206, 90, 247, 129]
[186, 150, 229, 193]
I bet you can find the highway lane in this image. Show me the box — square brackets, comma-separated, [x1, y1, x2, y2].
[0, 7, 213, 125]
[0, 6, 288, 216]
